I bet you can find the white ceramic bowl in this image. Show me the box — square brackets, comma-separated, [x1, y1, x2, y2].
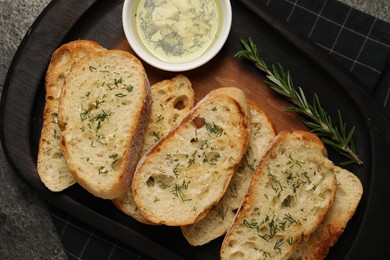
[122, 0, 232, 72]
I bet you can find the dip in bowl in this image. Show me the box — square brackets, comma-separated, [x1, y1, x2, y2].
[122, 0, 232, 71]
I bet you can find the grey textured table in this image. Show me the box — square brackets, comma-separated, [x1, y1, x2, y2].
[0, 0, 389, 259]
[1, 1, 67, 259]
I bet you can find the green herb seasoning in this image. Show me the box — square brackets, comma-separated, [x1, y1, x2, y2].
[135, 0, 220, 63]
[78, 70, 134, 151]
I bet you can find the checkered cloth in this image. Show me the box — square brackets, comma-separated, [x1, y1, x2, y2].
[258, 0, 390, 115]
[50, 206, 149, 259]
[50, 1, 390, 259]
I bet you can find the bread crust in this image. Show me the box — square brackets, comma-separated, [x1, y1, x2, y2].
[290, 166, 363, 260]
[37, 40, 105, 191]
[113, 75, 195, 224]
[58, 49, 151, 199]
[132, 87, 250, 226]
[221, 131, 337, 259]
[181, 101, 276, 246]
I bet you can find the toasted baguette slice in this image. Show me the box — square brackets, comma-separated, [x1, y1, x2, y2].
[290, 166, 363, 260]
[220, 131, 337, 260]
[37, 40, 105, 192]
[141, 75, 195, 154]
[132, 87, 250, 226]
[113, 75, 195, 224]
[181, 101, 276, 245]
[58, 49, 151, 199]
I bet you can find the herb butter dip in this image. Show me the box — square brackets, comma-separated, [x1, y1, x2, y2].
[134, 0, 220, 63]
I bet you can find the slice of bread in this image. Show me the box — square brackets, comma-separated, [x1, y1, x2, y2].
[58, 49, 151, 199]
[37, 40, 105, 192]
[220, 131, 337, 260]
[181, 101, 276, 245]
[113, 74, 195, 224]
[290, 166, 363, 260]
[132, 87, 250, 226]
[141, 75, 195, 155]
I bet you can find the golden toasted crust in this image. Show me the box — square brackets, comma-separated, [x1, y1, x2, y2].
[58, 49, 151, 199]
[221, 131, 337, 259]
[112, 75, 195, 224]
[141, 74, 195, 154]
[132, 87, 250, 226]
[290, 166, 363, 260]
[37, 40, 105, 192]
[181, 101, 276, 246]
[45, 40, 105, 96]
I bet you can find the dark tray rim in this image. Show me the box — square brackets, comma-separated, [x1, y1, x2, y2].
[1, 0, 390, 259]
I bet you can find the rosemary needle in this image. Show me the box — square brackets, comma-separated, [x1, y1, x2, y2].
[235, 37, 363, 165]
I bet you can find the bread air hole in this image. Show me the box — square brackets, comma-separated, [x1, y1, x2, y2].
[243, 241, 258, 249]
[230, 251, 245, 259]
[321, 189, 333, 200]
[122, 100, 132, 105]
[146, 176, 155, 187]
[173, 95, 188, 110]
[56, 73, 66, 88]
[282, 195, 295, 207]
[193, 116, 206, 129]
[111, 157, 123, 172]
[54, 50, 71, 68]
[52, 152, 62, 159]
[146, 174, 174, 188]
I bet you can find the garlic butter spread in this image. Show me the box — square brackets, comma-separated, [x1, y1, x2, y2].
[134, 0, 220, 63]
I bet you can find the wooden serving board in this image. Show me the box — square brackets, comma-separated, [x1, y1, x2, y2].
[2, 0, 390, 259]
[113, 38, 307, 134]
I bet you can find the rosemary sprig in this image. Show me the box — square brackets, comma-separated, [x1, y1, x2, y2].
[235, 37, 363, 165]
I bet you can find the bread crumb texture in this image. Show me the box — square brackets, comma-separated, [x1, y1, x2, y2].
[37, 40, 105, 192]
[59, 50, 150, 199]
[290, 166, 362, 260]
[221, 131, 337, 260]
[181, 102, 276, 246]
[113, 74, 195, 224]
[132, 88, 250, 226]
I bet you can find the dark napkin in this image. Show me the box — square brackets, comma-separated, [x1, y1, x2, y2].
[254, 0, 390, 115]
